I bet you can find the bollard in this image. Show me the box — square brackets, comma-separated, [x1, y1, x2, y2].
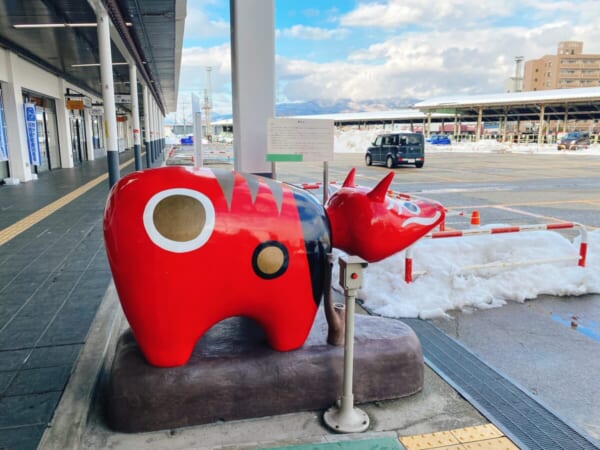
[470, 210, 480, 227]
[323, 256, 370, 433]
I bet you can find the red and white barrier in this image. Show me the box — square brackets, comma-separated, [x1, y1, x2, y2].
[404, 222, 588, 283]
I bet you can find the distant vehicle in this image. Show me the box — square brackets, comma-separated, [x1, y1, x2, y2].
[557, 132, 590, 150]
[180, 135, 194, 145]
[426, 134, 451, 145]
[365, 133, 425, 168]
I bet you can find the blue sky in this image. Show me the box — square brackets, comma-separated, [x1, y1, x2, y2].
[174, 0, 600, 119]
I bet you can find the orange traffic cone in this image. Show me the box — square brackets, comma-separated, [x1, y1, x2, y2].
[470, 210, 480, 227]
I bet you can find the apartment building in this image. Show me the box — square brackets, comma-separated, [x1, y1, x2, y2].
[523, 41, 600, 91]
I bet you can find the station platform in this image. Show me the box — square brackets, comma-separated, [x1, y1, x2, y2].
[0, 149, 598, 450]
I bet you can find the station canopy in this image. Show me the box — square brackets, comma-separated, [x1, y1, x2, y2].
[414, 87, 600, 122]
[0, 0, 185, 113]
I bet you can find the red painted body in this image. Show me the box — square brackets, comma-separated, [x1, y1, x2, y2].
[104, 167, 328, 367]
[326, 169, 445, 262]
[104, 166, 444, 367]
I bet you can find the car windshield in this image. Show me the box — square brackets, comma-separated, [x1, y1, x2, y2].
[565, 133, 579, 139]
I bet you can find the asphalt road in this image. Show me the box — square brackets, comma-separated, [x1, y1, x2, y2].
[274, 150, 600, 444]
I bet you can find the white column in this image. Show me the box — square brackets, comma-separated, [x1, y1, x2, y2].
[84, 109, 95, 160]
[55, 81, 73, 168]
[476, 107, 483, 142]
[130, 64, 142, 170]
[230, 0, 274, 175]
[1, 71, 32, 182]
[97, 6, 119, 186]
[538, 104, 545, 144]
[143, 84, 151, 167]
[426, 112, 431, 138]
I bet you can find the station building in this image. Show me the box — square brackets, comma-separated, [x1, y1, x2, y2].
[0, 0, 185, 185]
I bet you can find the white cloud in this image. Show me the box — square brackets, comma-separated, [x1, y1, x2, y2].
[175, 0, 600, 115]
[340, 0, 517, 28]
[177, 44, 232, 114]
[184, 7, 229, 40]
[279, 24, 349, 40]
[277, 22, 588, 102]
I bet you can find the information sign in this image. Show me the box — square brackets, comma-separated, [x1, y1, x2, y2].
[23, 103, 41, 166]
[267, 118, 334, 162]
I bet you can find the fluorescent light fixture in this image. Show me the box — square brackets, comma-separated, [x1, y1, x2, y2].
[72, 62, 130, 68]
[14, 22, 132, 29]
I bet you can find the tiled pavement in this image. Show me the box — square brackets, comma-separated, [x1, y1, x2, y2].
[0, 149, 163, 450]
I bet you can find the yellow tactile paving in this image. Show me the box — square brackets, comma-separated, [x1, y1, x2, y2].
[462, 437, 519, 449]
[0, 158, 134, 247]
[400, 424, 520, 450]
[450, 424, 504, 443]
[400, 431, 460, 449]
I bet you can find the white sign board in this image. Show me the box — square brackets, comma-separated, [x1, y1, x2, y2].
[115, 94, 132, 104]
[267, 118, 334, 162]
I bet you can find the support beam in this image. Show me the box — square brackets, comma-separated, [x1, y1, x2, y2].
[475, 107, 483, 142]
[426, 112, 432, 138]
[230, 0, 274, 175]
[97, 7, 119, 187]
[142, 85, 150, 168]
[84, 108, 95, 160]
[1, 75, 31, 182]
[538, 104, 545, 145]
[130, 65, 142, 170]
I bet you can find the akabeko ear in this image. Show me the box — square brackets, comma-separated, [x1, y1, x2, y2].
[342, 168, 356, 188]
[367, 172, 394, 203]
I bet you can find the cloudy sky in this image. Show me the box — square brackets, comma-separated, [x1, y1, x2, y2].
[174, 0, 600, 119]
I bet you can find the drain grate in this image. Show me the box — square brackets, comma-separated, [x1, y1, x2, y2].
[402, 318, 600, 450]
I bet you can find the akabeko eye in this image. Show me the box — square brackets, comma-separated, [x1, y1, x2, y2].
[143, 188, 215, 253]
[403, 201, 420, 214]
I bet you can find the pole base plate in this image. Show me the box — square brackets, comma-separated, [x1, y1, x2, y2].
[323, 404, 370, 433]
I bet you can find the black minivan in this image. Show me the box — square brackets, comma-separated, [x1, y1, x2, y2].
[365, 133, 425, 168]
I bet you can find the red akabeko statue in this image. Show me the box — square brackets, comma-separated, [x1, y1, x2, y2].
[103, 166, 444, 367]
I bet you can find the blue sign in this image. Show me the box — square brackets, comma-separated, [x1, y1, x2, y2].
[24, 102, 41, 166]
[0, 95, 7, 162]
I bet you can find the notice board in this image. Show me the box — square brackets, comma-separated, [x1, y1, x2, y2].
[267, 118, 334, 162]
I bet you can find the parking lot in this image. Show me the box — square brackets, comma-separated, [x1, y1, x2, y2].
[274, 151, 600, 442]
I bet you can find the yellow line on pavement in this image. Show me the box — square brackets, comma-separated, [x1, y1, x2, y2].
[400, 424, 519, 450]
[0, 158, 135, 247]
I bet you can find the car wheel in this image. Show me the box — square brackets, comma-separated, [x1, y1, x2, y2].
[386, 156, 394, 168]
[415, 161, 424, 168]
[365, 154, 372, 166]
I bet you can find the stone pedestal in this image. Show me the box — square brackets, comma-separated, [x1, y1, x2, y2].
[107, 312, 423, 432]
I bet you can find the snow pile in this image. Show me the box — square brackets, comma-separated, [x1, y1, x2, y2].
[332, 229, 600, 319]
[334, 127, 600, 155]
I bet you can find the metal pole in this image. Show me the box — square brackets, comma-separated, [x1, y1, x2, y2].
[323, 256, 369, 433]
[97, 7, 120, 187]
[130, 64, 142, 171]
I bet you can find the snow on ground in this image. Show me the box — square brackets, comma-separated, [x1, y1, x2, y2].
[331, 127, 600, 319]
[334, 127, 600, 155]
[332, 229, 600, 319]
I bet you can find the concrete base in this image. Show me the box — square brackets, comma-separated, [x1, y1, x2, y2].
[107, 311, 424, 433]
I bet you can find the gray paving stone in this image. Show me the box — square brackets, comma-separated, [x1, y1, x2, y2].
[0, 392, 61, 427]
[5, 366, 71, 396]
[0, 350, 29, 371]
[0, 371, 16, 394]
[0, 424, 46, 450]
[24, 344, 81, 369]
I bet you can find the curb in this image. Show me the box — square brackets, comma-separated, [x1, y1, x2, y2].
[37, 281, 122, 450]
